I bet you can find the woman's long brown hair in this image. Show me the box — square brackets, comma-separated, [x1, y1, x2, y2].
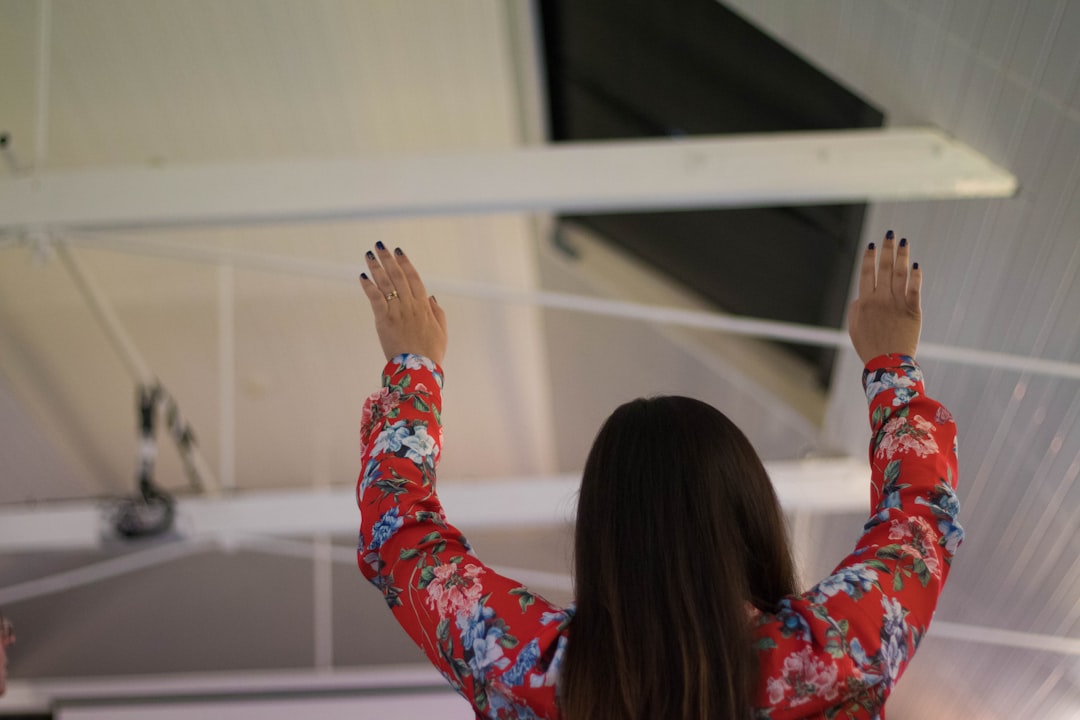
[560, 396, 797, 720]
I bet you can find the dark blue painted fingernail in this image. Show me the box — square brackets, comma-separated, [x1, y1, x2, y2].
[395, 247, 403, 256]
[366, 251, 375, 260]
[899, 237, 907, 247]
[360, 272, 368, 281]
[868, 242, 876, 250]
[375, 241, 386, 251]
[913, 262, 920, 270]
[885, 230, 894, 240]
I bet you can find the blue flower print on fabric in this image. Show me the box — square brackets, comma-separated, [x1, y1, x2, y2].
[809, 564, 880, 604]
[400, 425, 438, 464]
[877, 596, 910, 689]
[530, 633, 567, 689]
[456, 602, 511, 680]
[368, 508, 404, 551]
[540, 609, 568, 627]
[775, 599, 813, 643]
[501, 637, 541, 686]
[863, 357, 922, 404]
[390, 353, 445, 389]
[371, 420, 411, 456]
[916, 482, 965, 556]
[359, 457, 381, 496]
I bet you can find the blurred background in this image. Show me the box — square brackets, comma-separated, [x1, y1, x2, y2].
[0, 1, 1078, 717]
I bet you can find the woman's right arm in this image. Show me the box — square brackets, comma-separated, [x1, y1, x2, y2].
[752, 234, 963, 718]
[753, 355, 960, 716]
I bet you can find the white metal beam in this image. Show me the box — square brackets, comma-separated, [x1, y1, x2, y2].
[0, 458, 871, 553]
[0, 128, 1014, 233]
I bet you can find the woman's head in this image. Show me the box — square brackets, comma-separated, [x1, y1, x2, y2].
[561, 396, 796, 720]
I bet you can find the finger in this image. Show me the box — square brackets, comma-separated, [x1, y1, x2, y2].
[893, 237, 911, 300]
[877, 230, 896, 292]
[430, 295, 446, 333]
[857, 240, 877, 299]
[364, 250, 395, 296]
[906, 261, 922, 313]
[395, 248, 429, 301]
[374, 242, 413, 302]
[358, 272, 386, 310]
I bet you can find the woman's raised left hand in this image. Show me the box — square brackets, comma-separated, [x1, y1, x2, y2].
[359, 243, 447, 366]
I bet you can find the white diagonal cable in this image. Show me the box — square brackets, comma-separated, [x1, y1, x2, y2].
[59, 234, 1080, 382]
[0, 538, 213, 605]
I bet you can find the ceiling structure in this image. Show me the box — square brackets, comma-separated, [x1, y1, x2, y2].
[0, 1, 1078, 718]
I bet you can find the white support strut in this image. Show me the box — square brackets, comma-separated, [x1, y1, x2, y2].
[0, 128, 1015, 232]
[0, 458, 872, 556]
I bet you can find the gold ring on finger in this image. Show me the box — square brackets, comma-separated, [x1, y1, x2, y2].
[385, 290, 399, 301]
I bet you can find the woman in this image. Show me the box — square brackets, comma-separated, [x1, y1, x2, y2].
[356, 232, 961, 719]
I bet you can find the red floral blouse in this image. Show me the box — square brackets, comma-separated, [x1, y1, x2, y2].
[357, 353, 961, 719]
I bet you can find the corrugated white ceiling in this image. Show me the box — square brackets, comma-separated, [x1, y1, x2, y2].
[726, 0, 1080, 716]
[2, 0, 1079, 717]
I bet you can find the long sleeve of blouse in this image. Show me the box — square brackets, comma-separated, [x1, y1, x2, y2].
[357, 353, 962, 720]
[750, 354, 962, 718]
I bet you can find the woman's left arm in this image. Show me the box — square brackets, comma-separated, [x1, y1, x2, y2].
[356, 247, 569, 719]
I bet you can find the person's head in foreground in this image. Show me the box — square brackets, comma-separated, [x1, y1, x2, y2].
[0, 611, 14, 697]
[561, 395, 797, 719]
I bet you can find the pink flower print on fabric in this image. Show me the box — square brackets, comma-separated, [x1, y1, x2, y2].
[888, 517, 936, 544]
[888, 518, 942, 579]
[374, 387, 402, 414]
[935, 405, 954, 425]
[765, 647, 841, 707]
[425, 563, 485, 620]
[888, 520, 914, 542]
[876, 414, 939, 461]
[362, 387, 402, 434]
[918, 546, 941, 579]
[361, 401, 374, 437]
[909, 516, 942, 578]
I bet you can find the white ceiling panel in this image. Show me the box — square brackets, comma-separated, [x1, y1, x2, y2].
[29, 0, 520, 168]
[2, 0, 1080, 718]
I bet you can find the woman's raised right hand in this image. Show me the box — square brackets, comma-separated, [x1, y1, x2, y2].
[847, 231, 923, 365]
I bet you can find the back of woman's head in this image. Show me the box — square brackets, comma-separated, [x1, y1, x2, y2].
[561, 396, 796, 720]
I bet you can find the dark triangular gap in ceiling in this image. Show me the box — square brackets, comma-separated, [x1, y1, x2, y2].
[539, 0, 884, 387]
